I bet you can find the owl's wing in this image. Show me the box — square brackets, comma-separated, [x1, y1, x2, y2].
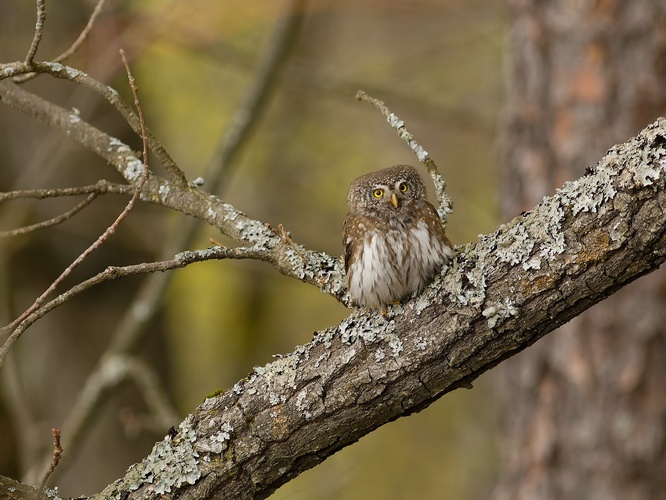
[423, 201, 454, 254]
[342, 213, 356, 274]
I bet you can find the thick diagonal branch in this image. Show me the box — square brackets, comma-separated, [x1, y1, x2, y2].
[91, 120, 666, 500]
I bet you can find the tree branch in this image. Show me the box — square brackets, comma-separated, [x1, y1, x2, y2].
[18, 0, 311, 484]
[87, 119, 666, 499]
[53, 0, 109, 64]
[0, 193, 97, 238]
[24, 0, 46, 65]
[0, 181, 133, 202]
[15, 0, 109, 84]
[1, 62, 187, 186]
[0, 53, 151, 366]
[0, 79, 344, 376]
[0, 80, 344, 303]
[356, 90, 453, 221]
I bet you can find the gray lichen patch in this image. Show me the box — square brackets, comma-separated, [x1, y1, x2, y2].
[43, 486, 62, 500]
[107, 137, 144, 182]
[194, 422, 233, 455]
[495, 222, 534, 266]
[482, 298, 518, 329]
[158, 182, 171, 204]
[557, 164, 617, 215]
[339, 311, 398, 349]
[294, 383, 326, 420]
[308, 252, 346, 297]
[252, 353, 301, 405]
[237, 221, 275, 249]
[622, 124, 666, 187]
[522, 197, 566, 268]
[445, 246, 488, 308]
[219, 200, 241, 222]
[493, 198, 566, 272]
[123, 419, 201, 495]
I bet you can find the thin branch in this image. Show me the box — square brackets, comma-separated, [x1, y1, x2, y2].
[0, 78, 345, 298]
[356, 90, 453, 221]
[27, 4, 310, 482]
[55, 0, 109, 63]
[0, 193, 96, 238]
[34, 354, 178, 490]
[0, 54, 151, 366]
[38, 428, 62, 492]
[1, 187, 142, 339]
[0, 246, 269, 365]
[209, 0, 308, 189]
[15, 0, 110, 84]
[0, 64, 187, 186]
[25, 0, 46, 65]
[124, 356, 180, 430]
[0, 181, 133, 202]
[0, 168, 148, 358]
[120, 49, 149, 178]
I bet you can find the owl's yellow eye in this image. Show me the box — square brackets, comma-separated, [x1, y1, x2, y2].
[399, 183, 408, 193]
[373, 189, 384, 199]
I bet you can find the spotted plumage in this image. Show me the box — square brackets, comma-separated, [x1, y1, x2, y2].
[342, 164, 453, 310]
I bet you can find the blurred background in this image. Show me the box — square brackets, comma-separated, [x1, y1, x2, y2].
[0, 0, 505, 498]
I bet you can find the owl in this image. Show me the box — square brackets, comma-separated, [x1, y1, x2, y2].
[342, 164, 453, 311]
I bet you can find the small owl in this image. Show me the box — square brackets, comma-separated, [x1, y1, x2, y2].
[342, 164, 453, 311]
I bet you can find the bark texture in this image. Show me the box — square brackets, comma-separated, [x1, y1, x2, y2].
[494, 1, 666, 499]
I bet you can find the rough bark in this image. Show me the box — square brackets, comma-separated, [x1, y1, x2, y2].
[0, 475, 46, 500]
[65, 117, 666, 499]
[494, 1, 666, 499]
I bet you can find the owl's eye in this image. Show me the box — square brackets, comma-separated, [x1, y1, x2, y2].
[373, 189, 384, 199]
[399, 182, 408, 193]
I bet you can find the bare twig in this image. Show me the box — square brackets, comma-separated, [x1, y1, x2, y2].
[0, 79, 344, 297]
[356, 90, 453, 221]
[0, 65, 187, 186]
[26, 4, 311, 481]
[1, 186, 145, 344]
[38, 428, 62, 491]
[0, 246, 268, 366]
[0, 170, 148, 359]
[15, 0, 110, 84]
[0, 53, 151, 366]
[25, 0, 46, 65]
[209, 0, 308, 189]
[119, 49, 149, 177]
[122, 356, 180, 430]
[0, 193, 97, 238]
[0, 181, 133, 202]
[55, 0, 109, 63]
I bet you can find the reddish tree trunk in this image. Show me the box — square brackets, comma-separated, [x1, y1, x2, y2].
[494, 1, 666, 499]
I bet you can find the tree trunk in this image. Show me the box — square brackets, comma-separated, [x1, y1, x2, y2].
[494, 1, 666, 499]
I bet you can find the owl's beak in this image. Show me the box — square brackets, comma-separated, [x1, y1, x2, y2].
[390, 192, 399, 208]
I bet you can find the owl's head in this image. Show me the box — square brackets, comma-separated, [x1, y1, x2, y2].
[347, 164, 427, 213]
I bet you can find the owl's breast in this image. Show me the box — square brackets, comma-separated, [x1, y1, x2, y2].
[346, 220, 449, 309]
